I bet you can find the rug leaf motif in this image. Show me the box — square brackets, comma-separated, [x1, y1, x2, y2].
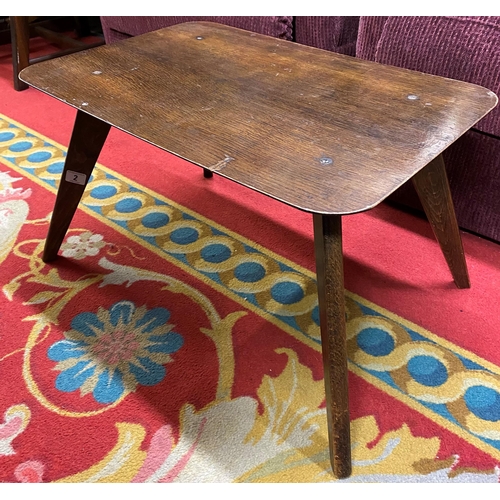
[55, 423, 146, 483]
[247, 348, 326, 450]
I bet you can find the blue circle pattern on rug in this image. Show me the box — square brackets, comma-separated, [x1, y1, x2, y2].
[170, 227, 199, 245]
[142, 212, 170, 229]
[357, 327, 395, 357]
[407, 355, 448, 387]
[115, 197, 143, 213]
[47, 161, 65, 174]
[464, 386, 500, 422]
[27, 151, 52, 163]
[201, 243, 232, 263]
[271, 281, 305, 305]
[9, 141, 32, 152]
[91, 185, 118, 199]
[234, 262, 266, 283]
[0, 131, 16, 141]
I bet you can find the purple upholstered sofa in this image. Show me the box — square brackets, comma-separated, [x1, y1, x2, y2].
[100, 16, 500, 243]
[356, 16, 500, 243]
[100, 16, 360, 55]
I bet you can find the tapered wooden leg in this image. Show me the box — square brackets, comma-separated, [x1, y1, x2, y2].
[203, 167, 213, 178]
[412, 154, 470, 289]
[10, 16, 30, 91]
[313, 213, 351, 479]
[43, 111, 111, 262]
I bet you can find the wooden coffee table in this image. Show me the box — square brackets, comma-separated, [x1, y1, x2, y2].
[19, 21, 497, 479]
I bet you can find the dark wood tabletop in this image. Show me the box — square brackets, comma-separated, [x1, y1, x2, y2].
[19, 21, 498, 214]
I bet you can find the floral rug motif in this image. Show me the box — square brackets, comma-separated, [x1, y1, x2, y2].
[0, 113, 499, 483]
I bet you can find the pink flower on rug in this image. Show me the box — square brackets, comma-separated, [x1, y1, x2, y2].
[14, 460, 45, 482]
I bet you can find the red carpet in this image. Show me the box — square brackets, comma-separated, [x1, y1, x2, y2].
[1, 34, 500, 483]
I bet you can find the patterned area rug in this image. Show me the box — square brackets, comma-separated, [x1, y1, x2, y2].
[1, 109, 500, 483]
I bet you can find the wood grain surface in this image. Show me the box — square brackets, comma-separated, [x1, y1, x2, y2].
[313, 214, 351, 478]
[19, 21, 498, 214]
[42, 110, 110, 262]
[10, 17, 30, 91]
[412, 154, 470, 288]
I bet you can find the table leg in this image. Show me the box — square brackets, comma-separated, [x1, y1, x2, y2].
[10, 16, 30, 91]
[313, 213, 351, 479]
[43, 110, 111, 263]
[412, 154, 470, 289]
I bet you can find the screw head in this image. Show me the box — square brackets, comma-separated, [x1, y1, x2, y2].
[407, 94, 419, 100]
[319, 157, 333, 165]
[196, 36, 204, 40]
